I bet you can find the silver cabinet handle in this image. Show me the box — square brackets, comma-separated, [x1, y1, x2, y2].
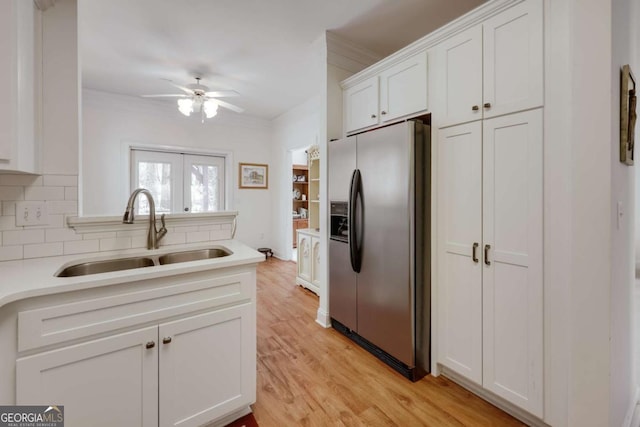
[163, 337, 172, 345]
[472, 242, 479, 263]
[146, 341, 155, 349]
[484, 244, 491, 266]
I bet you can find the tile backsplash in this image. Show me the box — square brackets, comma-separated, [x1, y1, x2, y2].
[0, 174, 233, 261]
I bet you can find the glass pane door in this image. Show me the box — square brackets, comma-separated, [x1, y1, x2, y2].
[131, 150, 183, 214]
[183, 154, 225, 212]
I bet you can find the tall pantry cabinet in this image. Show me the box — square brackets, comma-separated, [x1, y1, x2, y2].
[435, 0, 544, 418]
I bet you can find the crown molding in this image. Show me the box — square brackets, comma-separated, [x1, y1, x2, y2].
[34, 0, 56, 11]
[341, 0, 524, 88]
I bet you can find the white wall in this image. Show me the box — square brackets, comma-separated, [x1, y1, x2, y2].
[291, 147, 308, 165]
[271, 96, 320, 259]
[82, 89, 273, 249]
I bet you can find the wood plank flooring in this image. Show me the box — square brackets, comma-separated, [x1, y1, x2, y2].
[252, 258, 525, 426]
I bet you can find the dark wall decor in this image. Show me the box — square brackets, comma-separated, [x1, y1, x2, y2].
[620, 64, 637, 165]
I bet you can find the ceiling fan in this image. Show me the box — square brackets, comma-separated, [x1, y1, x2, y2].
[142, 77, 244, 122]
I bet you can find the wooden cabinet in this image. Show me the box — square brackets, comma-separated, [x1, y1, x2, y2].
[379, 50, 428, 123]
[15, 267, 257, 427]
[437, 0, 542, 128]
[296, 229, 319, 295]
[292, 218, 308, 248]
[0, 0, 40, 173]
[344, 51, 428, 134]
[437, 109, 543, 417]
[17, 327, 160, 427]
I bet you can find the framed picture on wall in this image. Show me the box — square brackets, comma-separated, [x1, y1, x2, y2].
[239, 163, 269, 189]
[620, 64, 637, 165]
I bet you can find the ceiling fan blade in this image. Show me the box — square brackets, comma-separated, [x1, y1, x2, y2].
[141, 94, 187, 98]
[214, 99, 245, 113]
[205, 90, 239, 98]
[166, 81, 195, 95]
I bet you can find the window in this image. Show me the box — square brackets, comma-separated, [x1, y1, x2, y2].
[131, 149, 227, 214]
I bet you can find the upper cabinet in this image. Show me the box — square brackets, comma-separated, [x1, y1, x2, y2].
[0, 0, 41, 174]
[344, 51, 428, 134]
[437, 0, 543, 128]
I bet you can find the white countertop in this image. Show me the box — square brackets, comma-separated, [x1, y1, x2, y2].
[0, 240, 264, 309]
[297, 227, 320, 237]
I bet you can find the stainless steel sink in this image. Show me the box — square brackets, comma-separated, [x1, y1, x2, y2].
[56, 256, 156, 277]
[158, 248, 232, 265]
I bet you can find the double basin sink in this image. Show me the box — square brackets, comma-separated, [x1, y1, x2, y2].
[56, 248, 232, 277]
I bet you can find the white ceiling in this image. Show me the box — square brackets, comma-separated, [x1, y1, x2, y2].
[79, 0, 484, 120]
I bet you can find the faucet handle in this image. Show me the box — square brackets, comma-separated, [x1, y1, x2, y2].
[159, 214, 167, 231]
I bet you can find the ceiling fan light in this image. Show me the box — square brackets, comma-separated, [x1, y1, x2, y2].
[203, 100, 218, 118]
[177, 98, 194, 116]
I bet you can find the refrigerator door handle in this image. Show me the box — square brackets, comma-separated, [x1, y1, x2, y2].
[349, 169, 362, 273]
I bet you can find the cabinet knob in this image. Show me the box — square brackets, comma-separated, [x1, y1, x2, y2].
[370, 114, 377, 119]
[184, 207, 189, 212]
[146, 341, 155, 349]
[380, 110, 387, 115]
[484, 244, 491, 266]
[163, 337, 172, 344]
[472, 105, 479, 111]
[483, 102, 492, 109]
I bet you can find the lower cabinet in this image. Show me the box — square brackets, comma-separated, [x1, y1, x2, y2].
[296, 229, 320, 295]
[16, 272, 256, 427]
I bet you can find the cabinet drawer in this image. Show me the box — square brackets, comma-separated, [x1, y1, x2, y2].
[18, 271, 253, 352]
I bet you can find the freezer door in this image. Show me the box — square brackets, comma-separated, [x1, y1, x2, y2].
[355, 121, 416, 367]
[329, 239, 357, 330]
[328, 137, 357, 202]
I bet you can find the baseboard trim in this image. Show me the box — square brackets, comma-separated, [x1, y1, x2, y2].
[440, 366, 550, 427]
[202, 406, 252, 427]
[316, 308, 331, 328]
[623, 386, 640, 427]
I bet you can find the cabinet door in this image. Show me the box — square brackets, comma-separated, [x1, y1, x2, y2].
[436, 121, 483, 385]
[482, 109, 543, 416]
[482, 0, 543, 118]
[159, 304, 255, 427]
[344, 76, 379, 133]
[379, 51, 428, 122]
[311, 236, 321, 288]
[17, 327, 159, 427]
[297, 233, 312, 282]
[437, 25, 483, 128]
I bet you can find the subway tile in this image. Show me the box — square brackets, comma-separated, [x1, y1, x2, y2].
[0, 186, 24, 201]
[161, 232, 186, 246]
[130, 236, 147, 248]
[0, 174, 42, 186]
[24, 242, 63, 259]
[0, 245, 23, 261]
[24, 186, 65, 201]
[174, 225, 199, 233]
[186, 231, 209, 243]
[2, 201, 16, 216]
[197, 224, 221, 231]
[43, 175, 77, 187]
[116, 229, 147, 238]
[46, 214, 64, 229]
[46, 200, 78, 215]
[99, 237, 131, 251]
[46, 228, 82, 242]
[64, 187, 78, 201]
[64, 239, 99, 255]
[0, 216, 18, 231]
[83, 231, 117, 240]
[3, 229, 44, 245]
[210, 229, 231, 241]
[221, 223, 232, 230]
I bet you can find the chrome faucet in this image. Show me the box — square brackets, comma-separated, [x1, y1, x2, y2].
[123, 188, 167, 249]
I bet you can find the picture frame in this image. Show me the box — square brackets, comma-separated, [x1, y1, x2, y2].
[239, 163, 269, 189]
[620, 64, 637, 165]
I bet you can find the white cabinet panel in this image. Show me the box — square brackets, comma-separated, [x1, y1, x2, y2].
[344, 76, 379, 133]
[311, 236, 321, 289]
[482, 109, 543, 416]
[482, 0, 543, 118]
[297, 233, 312, 283]
[437, 121, 483, 385]
[379, 51, 428, 122]
[437, 25, 483, 128]
[17, 327, 159, 427]
[159, 304, 254, 427]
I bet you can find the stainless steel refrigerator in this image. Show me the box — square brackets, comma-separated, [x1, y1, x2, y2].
[328, 120, 430, 381]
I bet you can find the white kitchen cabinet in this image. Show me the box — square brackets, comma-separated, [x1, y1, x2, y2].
[0, 0, 40, 173]
[159, 304, 254, 427]
[378, 51, 428, 123]
[437, 0, 542, 128]
[437, 109, 543, 417]
[296, 229, 320, 295]
[344, 76, 379, 133]
[17, 327, 159, 427]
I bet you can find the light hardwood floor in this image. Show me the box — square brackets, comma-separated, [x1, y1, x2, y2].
[252, 258, 525, 426]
